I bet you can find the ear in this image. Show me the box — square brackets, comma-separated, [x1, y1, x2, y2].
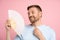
[39, 11, 42, 17]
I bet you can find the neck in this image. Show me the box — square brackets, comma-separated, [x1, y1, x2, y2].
[31, 20, 42, 27]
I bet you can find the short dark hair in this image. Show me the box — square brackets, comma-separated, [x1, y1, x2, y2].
[27, 5, 42, 12]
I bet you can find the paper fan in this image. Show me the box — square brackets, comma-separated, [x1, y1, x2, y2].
[8, 10, 25, 36]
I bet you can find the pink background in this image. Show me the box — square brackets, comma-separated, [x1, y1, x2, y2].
[0, 0, 60, 40]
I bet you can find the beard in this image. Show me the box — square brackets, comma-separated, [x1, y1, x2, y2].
[29, 16, 39, 23]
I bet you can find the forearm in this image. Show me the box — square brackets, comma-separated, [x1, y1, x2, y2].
[6, 30, 11, 40]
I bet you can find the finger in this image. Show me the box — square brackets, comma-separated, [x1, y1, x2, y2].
[6, 20, 11, 28]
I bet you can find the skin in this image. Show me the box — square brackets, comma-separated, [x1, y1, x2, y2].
[5, 7, 45, 40]
[5, 20, 11, 40]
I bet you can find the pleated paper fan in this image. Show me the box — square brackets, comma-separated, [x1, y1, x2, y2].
[8, 10, 25, 36]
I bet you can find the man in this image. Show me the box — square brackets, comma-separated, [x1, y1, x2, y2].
[6, 5, 56, 40]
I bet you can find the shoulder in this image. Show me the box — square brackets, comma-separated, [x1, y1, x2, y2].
[44, 25, 55, 33]
[38, 25, 56, 39]
[38, 25, 55, 34]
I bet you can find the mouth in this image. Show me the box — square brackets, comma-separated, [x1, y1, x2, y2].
[29, 16, 35, 19]
[29, 17, 34, 20]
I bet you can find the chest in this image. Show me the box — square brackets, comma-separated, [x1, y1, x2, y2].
[22, 28, 38, 40]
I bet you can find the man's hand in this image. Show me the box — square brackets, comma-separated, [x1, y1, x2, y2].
[33, 27, 45, 40]
[5, 19, 11, 31]
[5, 19, 11, 40]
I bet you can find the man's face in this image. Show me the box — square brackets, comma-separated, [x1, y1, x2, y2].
[28, 7, 42, 23]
